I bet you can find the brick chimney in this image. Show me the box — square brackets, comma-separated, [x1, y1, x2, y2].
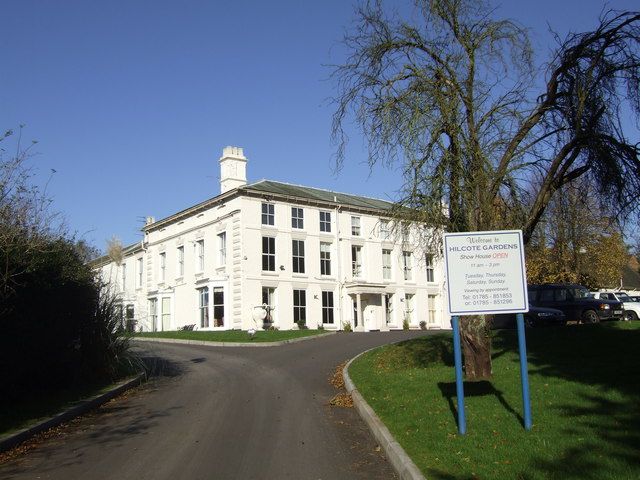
[219, 146, 247, 194]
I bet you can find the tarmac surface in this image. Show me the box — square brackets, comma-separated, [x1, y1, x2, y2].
[0, 330, 431, 480]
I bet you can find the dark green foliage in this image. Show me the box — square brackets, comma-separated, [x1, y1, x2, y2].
[0, 235, 136, 405]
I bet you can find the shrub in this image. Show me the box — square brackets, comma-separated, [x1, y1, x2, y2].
[343, 322, 353, 332]
[419, 320, 427, 330]
[403, 316, 410, 330]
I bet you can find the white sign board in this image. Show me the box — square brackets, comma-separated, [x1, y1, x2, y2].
[444, 230, 528, 316]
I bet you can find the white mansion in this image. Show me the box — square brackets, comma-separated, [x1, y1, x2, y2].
[95, 147, 449, 332]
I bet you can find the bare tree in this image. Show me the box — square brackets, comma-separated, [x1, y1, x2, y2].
[332, 0, 640, 379]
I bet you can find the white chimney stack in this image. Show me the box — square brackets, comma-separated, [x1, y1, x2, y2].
[219, 146, 247, 194]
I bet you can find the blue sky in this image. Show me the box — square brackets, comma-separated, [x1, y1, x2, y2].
[1, 0, 638, 248]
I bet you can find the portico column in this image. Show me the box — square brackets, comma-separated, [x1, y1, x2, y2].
[380, 293, 388, 331]
[356, 293, 364, 332]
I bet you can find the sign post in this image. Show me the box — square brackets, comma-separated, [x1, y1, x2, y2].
[443, 230, 531, 433]
[516, 313, 533, 430]
[451, 315, 466, 435]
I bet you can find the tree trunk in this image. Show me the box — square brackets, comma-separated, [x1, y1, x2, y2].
[459, 315, 492, 380]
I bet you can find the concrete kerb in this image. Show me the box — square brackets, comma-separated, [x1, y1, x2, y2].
[132, 330, 337, 347]
[0, 372, 146, 454]
[343, 348, 426, 480]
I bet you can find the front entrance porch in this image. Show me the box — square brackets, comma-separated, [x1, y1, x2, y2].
[345, 283, 392, 332]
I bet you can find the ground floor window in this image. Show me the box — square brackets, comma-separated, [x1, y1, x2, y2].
[404, 293, 414, 326]
[293, 289, 306, 325]
[262, 287, 275, 323]
[322, 291, 334, 324]
[428, 294, 437, 324]
[161, 297, 171, 331]
[125, 304, 135, 332]
[385, 294, 393, 325]
[149, 298, 158, 331]
[213, 287, 224, 327]
[198, 287, 209, 328]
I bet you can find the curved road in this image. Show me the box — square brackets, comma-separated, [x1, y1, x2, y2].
[1, 331, 431, 480]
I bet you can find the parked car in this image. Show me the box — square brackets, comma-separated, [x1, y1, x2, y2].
[528, 284, 624, 323]
[629, 295, 640, 303]
[590, 291, 640, 321]
[491, 304, 566, 329]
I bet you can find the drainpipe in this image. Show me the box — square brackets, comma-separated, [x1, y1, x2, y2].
[334, 198, 343, 330]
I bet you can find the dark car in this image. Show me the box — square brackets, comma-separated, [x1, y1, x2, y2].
[528, 284, 624, 323]
[492, 304, 566, 329]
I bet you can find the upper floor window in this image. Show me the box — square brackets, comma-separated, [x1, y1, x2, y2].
[320, 211, 331, 232]
[382, 249, 392, 280]
[351, 216, 361, 236]
[403, 251, 413, 280]
[262, 236, 276, 271]
[262, 203, 275, 226]
[177, 246, 184, 277]
[352, 245, 362, 277]
[159, 252, 166, 282]
[292, 239, 305, 274]
[379, 220, 390, 239]
[291, 207, 304, 229]
[425, 254, 435, 283]
[196, 239, 205, 272]
[136, 257, 143, 288]
[218, 232, 227, 266]
[320, 242, 331, 276]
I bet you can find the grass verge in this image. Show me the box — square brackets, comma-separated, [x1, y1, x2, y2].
[348, 322, 640, 480]
[134, 328, 329, 343]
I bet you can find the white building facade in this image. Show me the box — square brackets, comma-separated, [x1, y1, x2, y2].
[95, 147, 449, 332]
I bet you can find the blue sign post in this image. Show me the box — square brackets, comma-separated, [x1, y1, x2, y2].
[451, 315, 466, 435]
[516, 313, 533, 430]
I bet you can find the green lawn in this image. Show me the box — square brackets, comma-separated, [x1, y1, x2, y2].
[134, 328, 330, 343]
[348, 322, 640, 480]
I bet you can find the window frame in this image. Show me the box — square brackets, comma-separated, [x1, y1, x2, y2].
[177, 246, 184, 277]
[218, 232, 227, 267]
[198, 287, 209, 328]
[137, 257, 143, 288]
[320, 242, 331, 276]
[322, 291, 334, 324]
[292, 239, 306, 274]
[351, 245, 363, 277]
[351, 216, 361, 236]
[261, 202, 275, 226]
[319, 211, 332, 232]
[196, 239, 205, 272]
[159, 252, 166, 282]
[262, 236, 276, 272]
[403, 251, 413, 281]
[293, 289, 306, 324]
[382, 249, 392, 280]
[291, 207, 304, 229]
[425, 254, 435, 283]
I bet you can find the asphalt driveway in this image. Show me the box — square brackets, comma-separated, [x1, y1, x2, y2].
[0, 330, 433, 480]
